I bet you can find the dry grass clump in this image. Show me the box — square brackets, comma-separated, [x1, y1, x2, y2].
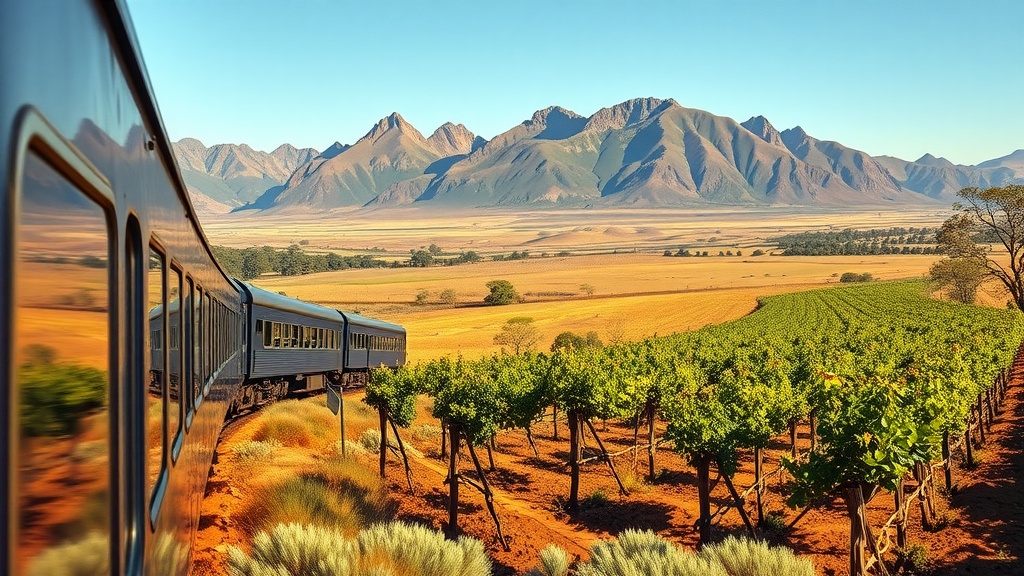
[27, 531, 109, 576]
[359, 428, 382, 454]
[533, 531, 812, 576]
[250, 400, 337, 448]
[239, 454, 396, 537]
[411, 423, 443, 443]
[233, 439, 281, 462]
[228, 521, 492, 576]
[701, 535, 814, 576]
[527, 544, 570, 576]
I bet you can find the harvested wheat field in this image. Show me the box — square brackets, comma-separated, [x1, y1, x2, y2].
[251, 252, 941, 362]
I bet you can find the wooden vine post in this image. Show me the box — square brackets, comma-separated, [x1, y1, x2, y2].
[695, 451, 713, 546]
[754, 446, 765, 525]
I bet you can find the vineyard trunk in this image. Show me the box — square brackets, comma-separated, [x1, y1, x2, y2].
[379, 407, 388, 478]
[790, 419, 798, 459]
[894, 477, 906, 549]
[843, 483, 869, 576]
[568, 409, 581, 512]
[754, 446, 764, 525]
[695, 452, 712, 546]
[941, 431, 953, 490]
[647, 402, 657, 481]
[446, 423, 461, 538]
[809, 410, 817, 452]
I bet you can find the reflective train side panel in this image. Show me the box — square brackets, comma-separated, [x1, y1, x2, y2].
[1, 1, 244, 575]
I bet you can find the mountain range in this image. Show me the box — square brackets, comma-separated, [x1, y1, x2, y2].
[173, 97, 1024, 214]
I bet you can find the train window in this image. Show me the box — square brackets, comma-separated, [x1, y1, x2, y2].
[292, 324, 300, 347]
[193, 285, 202, 407]
[204, 292, 212, 387]
[263, 321, 272, 347]
[272, 322, 281, 348]
[147, 246, 167, 523]
[15, 152, 112, 574]
[169, 268, 182, 456]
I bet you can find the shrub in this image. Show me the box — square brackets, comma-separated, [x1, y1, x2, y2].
[411, 423, 443, 442]
[896, 543, 936, 576]
[484, 280, 519, 305]
[569, 531, 812, 576]
[228, 522, 492, 576]
[701, 535, 814, 576]
[359, 428, 382, 454]
[529, 544, 570, 576]
[251, 400, 337, 448]
[19, 348, 106, 437]
[233, 439, 281, 462]
[578, 529, 726, 576]
[27, 531, 109, 576]
[839, 272, 874, 283]
[240, 455, 396, 537]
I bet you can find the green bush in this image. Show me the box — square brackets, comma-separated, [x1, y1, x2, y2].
[896, 543, 936, 576]
[228, 521, 492, 576]
[19, 348, 106, 437]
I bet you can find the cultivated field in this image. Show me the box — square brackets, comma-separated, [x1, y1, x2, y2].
[250, 252, 943, 362]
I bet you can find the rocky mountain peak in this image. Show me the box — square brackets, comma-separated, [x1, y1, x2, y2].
[364, 112, 416, 141]
[585, 97, 669, 132]
[741, 115, 784, 147]
[427, 122, 479, 156]
[915, 153, 955, 168]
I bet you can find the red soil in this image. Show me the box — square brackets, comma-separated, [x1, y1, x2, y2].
[194, 361, 1024, 575]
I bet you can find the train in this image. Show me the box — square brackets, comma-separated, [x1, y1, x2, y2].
[1, 1, 405, 575]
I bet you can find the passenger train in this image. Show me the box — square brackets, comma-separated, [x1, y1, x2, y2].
[1, 1, 405, 574]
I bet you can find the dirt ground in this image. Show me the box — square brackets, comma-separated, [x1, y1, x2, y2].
[194, 356, 1024, 575]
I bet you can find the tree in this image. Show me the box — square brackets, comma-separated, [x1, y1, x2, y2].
[930, 257, 986, 304]
[428, 243, 443, 256]
[484, 280, 519, 305]
[439, 288, 458, 307]
[409, 249, 434, 267]
[493, 317, 540, 354]
[579, 283, 596, 297]
[939, 185, 1024, 309]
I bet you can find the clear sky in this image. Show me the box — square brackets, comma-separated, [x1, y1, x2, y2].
[126, 0, 1024, 166]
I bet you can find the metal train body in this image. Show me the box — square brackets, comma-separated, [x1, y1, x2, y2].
[1, 1, 405, 574]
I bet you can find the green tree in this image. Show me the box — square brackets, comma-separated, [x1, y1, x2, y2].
[439, 288, 458, 307]
[428, 243, 443, 256]
[551, 331, 588, 352]
[493, 317, 540, 354]
[484, 280, 519, 305]
[940, 185, 1024, 309]
[579, 284, 596, 297]
[930, 257, 986, 304]
[409, 249, 434, 267]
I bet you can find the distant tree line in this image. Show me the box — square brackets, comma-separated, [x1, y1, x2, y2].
[213, 245, 388, 280]
[773, 227, 938, 256]
[664, 249, 743, 257]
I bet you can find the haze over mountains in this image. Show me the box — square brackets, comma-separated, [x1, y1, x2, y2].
[174, 97, 1024, 215]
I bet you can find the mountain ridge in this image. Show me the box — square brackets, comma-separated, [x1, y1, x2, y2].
[175, 98, 1024, 215]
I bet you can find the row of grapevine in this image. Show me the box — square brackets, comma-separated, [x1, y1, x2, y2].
[365, 281, 1024, 576]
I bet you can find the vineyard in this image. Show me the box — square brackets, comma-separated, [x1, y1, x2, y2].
[361, 281, 1022, 576]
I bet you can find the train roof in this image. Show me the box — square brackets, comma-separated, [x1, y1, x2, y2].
[342, 311, 406, 335]
[235, 280, 343, 324]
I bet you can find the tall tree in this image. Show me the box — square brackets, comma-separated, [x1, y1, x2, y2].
[493, 317, 540, 354]
[940, 185, 1024, 308]
[484, 280, 519, 305]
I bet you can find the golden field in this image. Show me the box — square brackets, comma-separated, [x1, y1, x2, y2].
[251, 252, 944, 362]
[205, 205, 987, 362]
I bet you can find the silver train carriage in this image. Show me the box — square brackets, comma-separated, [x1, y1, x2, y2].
[1, 1, 405, 575]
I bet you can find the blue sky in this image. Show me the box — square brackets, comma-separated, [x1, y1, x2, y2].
[127, 0, 1023, 165]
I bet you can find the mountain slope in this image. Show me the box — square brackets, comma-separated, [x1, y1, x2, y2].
[174, 98, 1022, 213]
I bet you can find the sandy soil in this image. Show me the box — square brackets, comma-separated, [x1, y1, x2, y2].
[195, 359, 1024, 575]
